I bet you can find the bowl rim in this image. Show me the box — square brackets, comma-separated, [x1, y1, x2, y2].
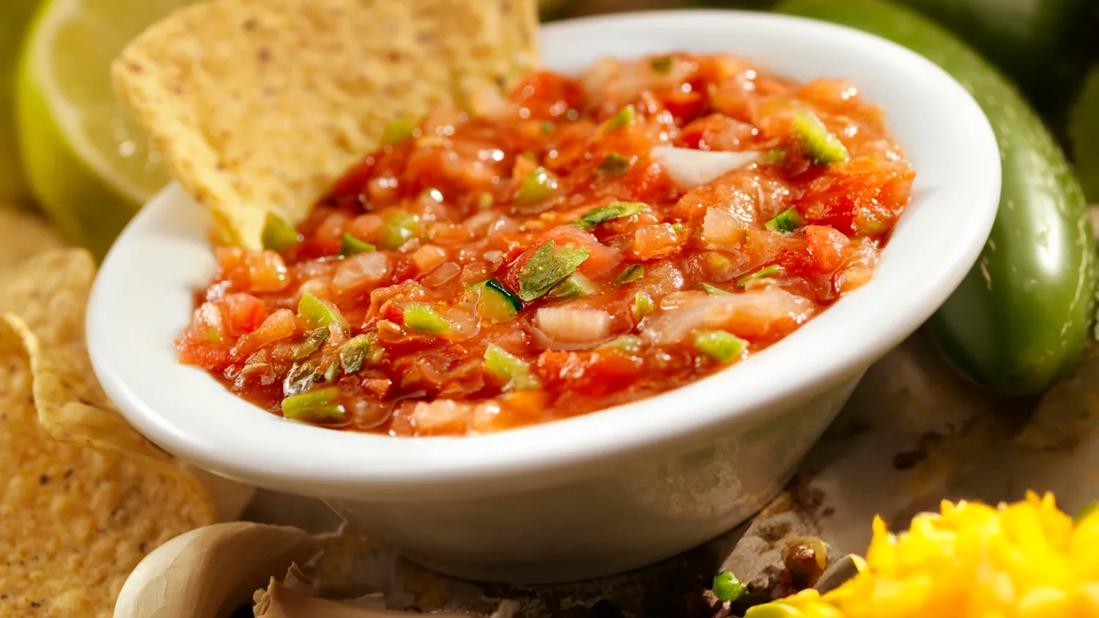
[87, 9, 1000, 502]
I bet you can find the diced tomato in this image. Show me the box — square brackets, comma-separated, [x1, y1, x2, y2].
[221, 293, 268, 336]
[662, 83, 707, 122]
[509, 70, 584, 120]
[230, 308, 297, 360]
[215, 248, 291, 293]
[535, 349, 643, 398]
[632, 223, 680, 260]
[797, 157, 914, 237]
[346, 214, 384, 243]
[803, 225, 850, 272]
[412, 244, 448, 274]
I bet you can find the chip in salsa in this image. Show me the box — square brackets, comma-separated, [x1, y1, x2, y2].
[175, 53, 914, 436]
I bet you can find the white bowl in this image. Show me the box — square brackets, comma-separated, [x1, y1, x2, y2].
[88, 10, 999, 583]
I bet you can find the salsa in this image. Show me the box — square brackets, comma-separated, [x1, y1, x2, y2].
[177, 53, 914, 436]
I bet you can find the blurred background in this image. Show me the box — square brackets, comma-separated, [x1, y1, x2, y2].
[1, 0, 1096, 259]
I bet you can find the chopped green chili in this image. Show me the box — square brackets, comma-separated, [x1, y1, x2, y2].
[281, 386, 346, 422]
[379, 209, 420, 250]
[600, 334, 644, 354]
[633, 291, 655, 318]
[380, 117, 416, 145]
[483, 344, 540, 391]
[298, 293, 349, 331]
[261, 212, 300, 251]
[283, 361, 318, 396]
[736, 264, 785, 287]
[547, 272, 596, 300]
[515, 166, 559, 208]
[403, 303, 451, 335]
[517, 240, 590, 302]
[792, 111, 850, 165]
[598, 152, 631, 174]
[650, 55, 674, 74]
[764, 147, 788, 165]
[476, 279, 522, 323]
[339, 233, 376, 256]
[289, 327, 329, 360]
[339, 333, 382, 375]
[765, 208, 805, 233]
[712, 571, 747, 603]
[694, 330, 748, 364]
[575, 201, 648, 230]
[604, 105, 635, 131]
[615, 264, 645, 285]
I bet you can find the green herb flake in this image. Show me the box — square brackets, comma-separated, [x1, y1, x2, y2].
[650, 55, 674, 74]
[694, 330, 748, 364]
[380, 117, 416, 145]
[701, 282, 730, 296]
[517, 240, 590, 302]
[604, 105, 636, 131]
[598, 152, 632, 175]
[792, 111, 850, 165]
[547, 272, 596, 300]
[261, 212, 300, 251]
[633, 291, 654, 319]
[765, 208, 805, 234]
[283, 361, 318, 397]
[477, 191, 495, 210]
[540, 121, 556, 135]
[339, 333, 381, 375]
[298, 293, 349, 331]
[484, 344, 540, 391]
[736, 264, 785, 287]
[281, 386, 346, 423]
[289, 327, 330, 360]
[403, 303, 451, 335]
[515, 166, 559, 208]
[576, 201, 648, 230]
[615, 264, 645, 285]
[340, 233, 376, 257]
[712, 571, 747, 603]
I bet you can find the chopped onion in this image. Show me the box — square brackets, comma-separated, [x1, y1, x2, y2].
[534, 307, 611, 347]
[701, 207, 748, 248]
[651, 146, 762, 190]
[642, 288, 815, 345]
[421, 261, 461, 288]
[332, 252, 388, 292]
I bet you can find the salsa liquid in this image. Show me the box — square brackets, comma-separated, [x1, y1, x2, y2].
[178, 53, 914, 436]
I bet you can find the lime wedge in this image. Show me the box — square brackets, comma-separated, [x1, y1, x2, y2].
[0, 0, 40, 202]
[15, 0, 195, 257]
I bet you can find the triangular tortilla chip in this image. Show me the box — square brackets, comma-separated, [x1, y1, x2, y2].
[113, 0, 538, 248]
[0, 250, 214, 616]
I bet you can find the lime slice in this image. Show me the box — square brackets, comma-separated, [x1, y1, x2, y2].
[16, 0, 195, 257]
[0, 0, 40, 202]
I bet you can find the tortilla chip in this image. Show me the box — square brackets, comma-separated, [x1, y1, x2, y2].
[113, 0, 538, 248]
[0, 206, 64, 271]
[0, 250, 214, 616]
